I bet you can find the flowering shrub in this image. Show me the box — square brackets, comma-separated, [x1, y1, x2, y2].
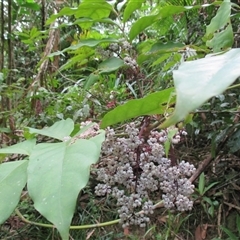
[94, 121, 196, 227]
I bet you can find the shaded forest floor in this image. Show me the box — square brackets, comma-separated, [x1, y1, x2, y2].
[1, 134, 240, 240]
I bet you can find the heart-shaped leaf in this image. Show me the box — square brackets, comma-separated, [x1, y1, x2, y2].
[27, 131, 105, 239]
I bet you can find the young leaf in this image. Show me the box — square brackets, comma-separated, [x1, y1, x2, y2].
[160, 49, 240, 128]
[0, 139, 36, 155]
[100, 88, 174, 129]
[0, 161, 28, 224]
[27, 132, 105, 239]
[27, 118, 74, 141]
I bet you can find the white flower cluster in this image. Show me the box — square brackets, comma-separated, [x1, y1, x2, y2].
[123, 56, 138, 70]
[94, 122, 196, 227]
[121, 40, 132, 51]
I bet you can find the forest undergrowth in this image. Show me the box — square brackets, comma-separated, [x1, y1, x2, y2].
[1, 0, 240, 239]
[1, 119, 240, 240]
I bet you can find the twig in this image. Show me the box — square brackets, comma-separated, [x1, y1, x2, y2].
[189, 154, 214, 183]
[14, 200, 164, 230]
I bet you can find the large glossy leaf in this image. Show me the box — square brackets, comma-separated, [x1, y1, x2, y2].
[27, 131, 105, 239]
[27, 118, 74, 141]
[0, 161, 28, 224]
[98, 57, 125, 74]
[0, 139, 36, 155]
[101, 88, 174, 128]
[161, 49, 240, 128]
[123, 0, 145, 22]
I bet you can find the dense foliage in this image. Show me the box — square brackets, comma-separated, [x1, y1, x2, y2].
[1, 0, 240, 239]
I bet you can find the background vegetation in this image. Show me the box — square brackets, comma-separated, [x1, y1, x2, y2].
[1, 0, 240, 239]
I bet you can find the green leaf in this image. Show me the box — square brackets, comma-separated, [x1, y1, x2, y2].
[129, 3, 221, 41]
[129, 15, 158, 41]
[74, 0, 112, 28]
[208, 204, 215, 217]
[198, 173, 205, 195]
[59, 47, 94, 71]
[101, 88, 174, 129]
[150, 42, 185, 53]
[27, 118, 74, 141]
[164, 140, 171, 158]
[75, 0, 112, 19]
[129, 6, 187, 41]
[27, 131, 105, 239]
[0, 161, 28, 224]
[46, 7, 78, 25]
[202, 196, 213, 205]
[220, 226, 238, 240]
[160, 49, 240, 128]
[0, 139, 36, 155]
[205, 1, 233, 52]
[226, 128, 240, 153]
[48, 39, 118, 57]
[84, 73, 99, 90]
[204, 181, 219, 193]
[164, 128, 178, 157]
[123, 0, 145, 22]
[206, 1, 231, 35]
[98, 57, 125, 74]
[236, 214, 240, 234]
[21, 2, 40, 10]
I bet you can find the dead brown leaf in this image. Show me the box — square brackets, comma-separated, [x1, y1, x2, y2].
[195, 224, 208, 240]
